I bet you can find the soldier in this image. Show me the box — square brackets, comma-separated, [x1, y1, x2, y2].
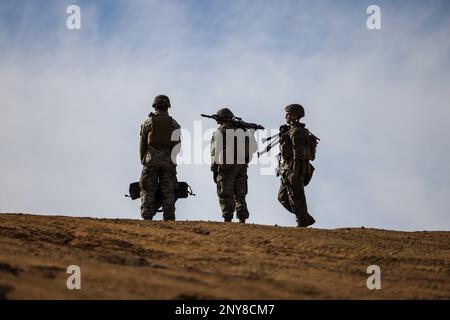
[139, 95, 181, 221]
[277, 104, 316, 227]
[210, 108, 256, 223]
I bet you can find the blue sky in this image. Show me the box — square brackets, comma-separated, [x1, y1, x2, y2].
[1, 1, 450, 230]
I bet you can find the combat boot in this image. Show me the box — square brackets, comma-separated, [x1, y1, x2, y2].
[163, 214, 175, 221]
[141, 212, 154, 221]
[297, 214, 315, 228]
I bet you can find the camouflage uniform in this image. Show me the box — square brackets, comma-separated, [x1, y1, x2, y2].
[139, 108, 181, 221]
[278, 122, 315, 227]
[211, 122, 250, 222]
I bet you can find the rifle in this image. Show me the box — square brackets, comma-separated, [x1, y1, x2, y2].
[126, 181, 195, 213]
[257, 125, 289, 157]
[201, 114, 265, 130]
[263, 125, 320, 143]
[257, 139, 280, 157]
[258, 125, 320, 157]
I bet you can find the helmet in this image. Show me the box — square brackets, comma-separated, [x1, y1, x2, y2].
[214, 107, 234, 119]
[152, 95, 171, 108]
[285, 104, 305, 118]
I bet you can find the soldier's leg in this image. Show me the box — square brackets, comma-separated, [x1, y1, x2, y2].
[159, 165, 178, 221]
[139, 165, 158, 220]
[216, 166, 236, 222]
[234, 165, 249, 222]
[291, 184, 308, 215]
[290, 177, 315, 227]
[277, 180, 294, 213]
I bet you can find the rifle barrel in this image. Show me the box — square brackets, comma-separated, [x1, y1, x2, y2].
[257, 139, 280, 157]
[201, 114, 264, 130]
[262, 134, 279, 143]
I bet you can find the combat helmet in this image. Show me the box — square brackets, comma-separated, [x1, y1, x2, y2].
[285, 104, 305, 118]
[152, 95, 171, 108]
[213, 107, 234, 119]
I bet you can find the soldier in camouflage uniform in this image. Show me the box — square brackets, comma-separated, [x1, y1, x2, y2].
[210, 108, 254, 223]
[278, 104, 316, 227]
[139, 95, 181, 221]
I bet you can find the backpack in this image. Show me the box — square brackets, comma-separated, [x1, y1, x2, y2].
[302, 127, 319, 186]
[303, 128, 319, 161]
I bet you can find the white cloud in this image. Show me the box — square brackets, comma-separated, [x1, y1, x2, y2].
[1, 1, 449, 230]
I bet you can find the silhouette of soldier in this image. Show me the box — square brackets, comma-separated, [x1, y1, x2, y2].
[139, 95, 181, 221]
[278, 104, 316, 227]
[210, 108, 256, 223]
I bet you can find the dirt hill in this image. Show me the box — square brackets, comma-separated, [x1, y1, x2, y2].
[0, 213, 449, 299]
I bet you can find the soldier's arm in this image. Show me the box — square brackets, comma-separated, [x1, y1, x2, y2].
[139, 123, 149, 164]
[210, 131, 216, 168]
[211, 128, 225, 167]
[210, 132, 219, 183]
[171, 119, 182, 154]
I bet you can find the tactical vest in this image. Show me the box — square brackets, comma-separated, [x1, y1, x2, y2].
[147, 113, 175, 148]
[279, 123, 318, 186]
[279, 125, 294, 162]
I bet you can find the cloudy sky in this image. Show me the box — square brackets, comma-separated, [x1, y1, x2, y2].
[1, 0, 449, 231]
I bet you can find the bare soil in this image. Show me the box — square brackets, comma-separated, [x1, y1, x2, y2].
[0, 213, 449, 299]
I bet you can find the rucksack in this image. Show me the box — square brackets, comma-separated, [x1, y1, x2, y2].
[302, 127, 319, 186]
[303, 128, 319, 161]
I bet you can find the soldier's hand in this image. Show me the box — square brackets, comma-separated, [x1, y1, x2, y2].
[279, 124, 289, 133]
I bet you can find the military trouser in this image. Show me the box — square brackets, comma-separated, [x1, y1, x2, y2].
[278, 168, 308, 220]
[215, 164, 249, 221]
[140, 164, 177, 220]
